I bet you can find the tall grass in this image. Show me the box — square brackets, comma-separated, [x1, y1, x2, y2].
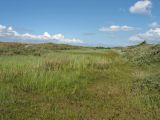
[0, 44, 160, 120]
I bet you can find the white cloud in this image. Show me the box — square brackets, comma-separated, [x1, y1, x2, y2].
[149, 22, 160, 28]
[0, 25, 6, 32]
[99, 25, 137, 32]
[8, 26, 13, 31]
[0, 24, 83, 44]
[60, 38, 82, 43]
[129, 0, 152, 15]
[129, 27, 160, 42]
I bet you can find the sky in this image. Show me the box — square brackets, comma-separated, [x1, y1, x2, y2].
[0, 0, 160, 47]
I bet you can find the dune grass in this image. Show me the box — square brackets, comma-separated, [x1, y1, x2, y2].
[0, 43, 160, 120]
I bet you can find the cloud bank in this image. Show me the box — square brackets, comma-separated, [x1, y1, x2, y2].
[129, 23, 160, 43]
[0, 24, 83, 44]
[129, 0, 152, 15]
[99, 25, 137, 32]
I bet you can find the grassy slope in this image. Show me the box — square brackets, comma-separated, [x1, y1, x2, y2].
[0, 42, 160, 120]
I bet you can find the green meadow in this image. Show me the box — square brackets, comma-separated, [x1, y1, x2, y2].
[0, 42, 160, 120]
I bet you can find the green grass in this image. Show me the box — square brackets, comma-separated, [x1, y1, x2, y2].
[0, 42, 160, 120]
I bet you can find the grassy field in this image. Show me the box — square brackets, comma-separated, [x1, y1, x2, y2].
[0, 42, 160, 120]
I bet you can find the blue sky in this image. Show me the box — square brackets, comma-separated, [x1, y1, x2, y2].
[0, 0, 160, 46]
